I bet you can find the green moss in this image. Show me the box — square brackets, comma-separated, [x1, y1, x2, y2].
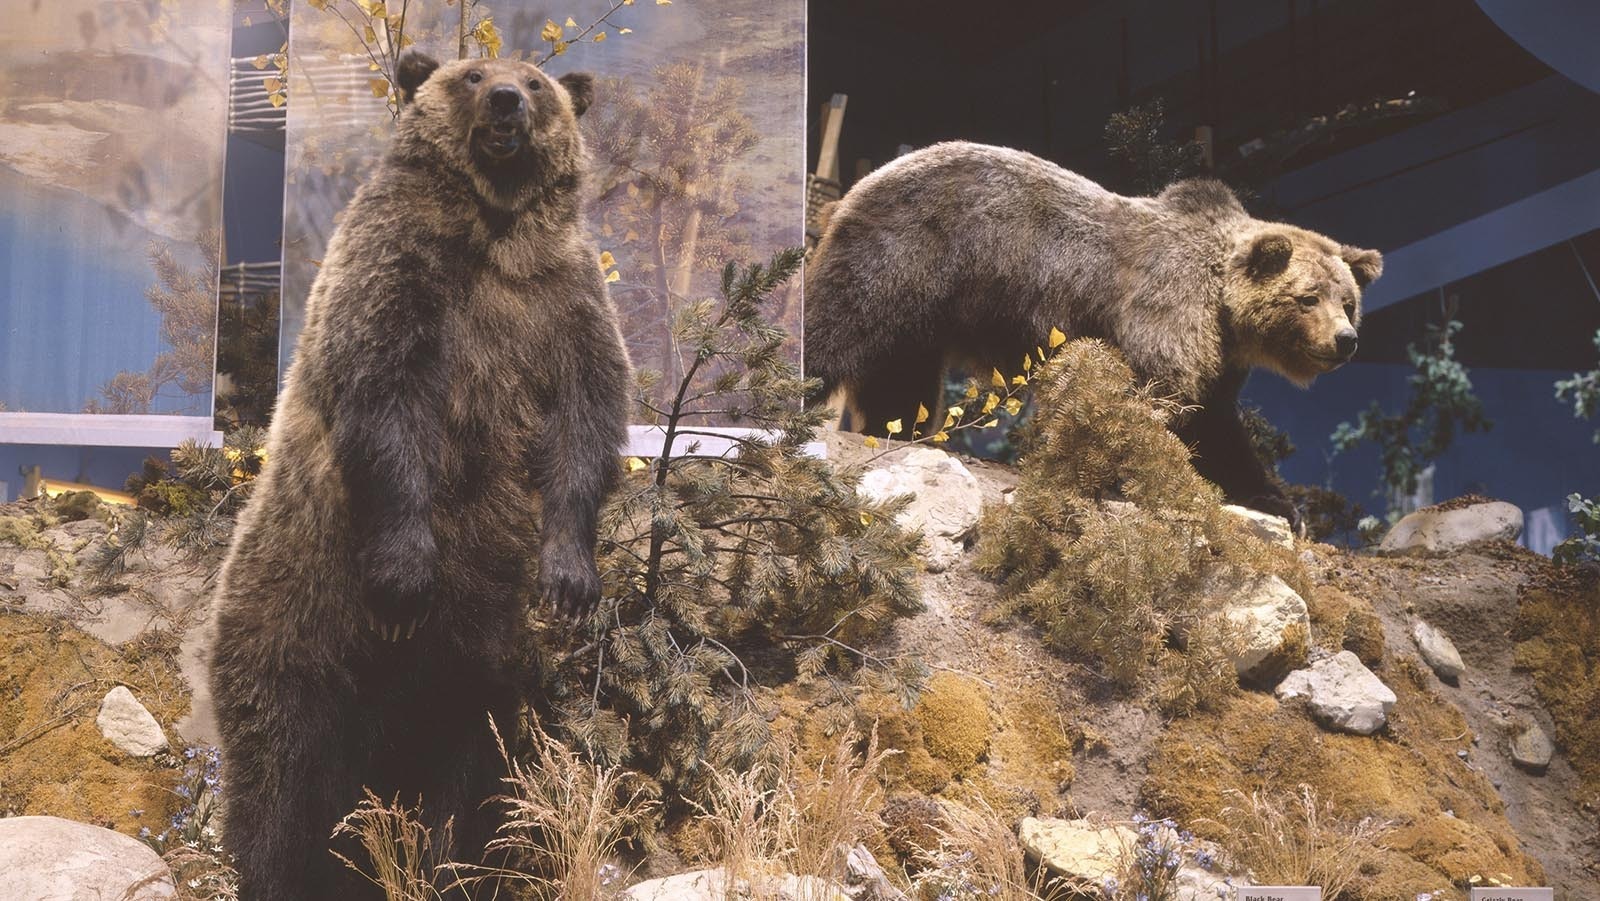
[1142, 681, 1542, 898]
[914, 672, 992, 772]
[0, 515, 47, 550]
[1512, 567, 1600, 799]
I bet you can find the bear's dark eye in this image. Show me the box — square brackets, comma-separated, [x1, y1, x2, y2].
[466, 71, 483, 84]
[1344, 302, 1356, 318]
[1296, 295, 1319, 307]
[527, 79, 542, 91]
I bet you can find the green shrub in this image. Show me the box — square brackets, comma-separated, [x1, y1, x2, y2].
[976, 341, 1305, 712]
[546, 250, 924, 807]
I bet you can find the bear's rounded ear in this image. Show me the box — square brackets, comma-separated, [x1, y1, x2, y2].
[1243, 233, 1294, 282]
[1341, 245, 1383, 288]
[559, 72, 594, 118]
[397, 50, 441, 106]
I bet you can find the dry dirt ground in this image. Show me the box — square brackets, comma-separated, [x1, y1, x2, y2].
[3, 434, 1599, 898]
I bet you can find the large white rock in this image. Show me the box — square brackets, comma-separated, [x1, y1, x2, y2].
[857, 448, 983, 572]
[1018, 817, 1133, 886]
[1411, 619, 1465, 681]
[1222, 505, 1295, 549]
[96, 686, 168, 757]
[1379, 501, 1523, 555]
[1276, 651, 1397, 735]
[1221, 574, 1309, 679]
[0, 816, 176, 900]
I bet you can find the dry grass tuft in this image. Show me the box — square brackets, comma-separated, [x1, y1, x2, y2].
[696, 728, 895, 897]
[910, 795, 1054, 901]
[331, 791, 454, 901]
[1210, 784, 1390, 899]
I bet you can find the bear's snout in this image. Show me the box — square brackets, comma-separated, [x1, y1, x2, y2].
[1335, 327, 1358, 359]
[488, 85, 523, 117]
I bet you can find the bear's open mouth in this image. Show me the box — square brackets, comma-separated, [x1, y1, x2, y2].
[478, 123, 524, 159]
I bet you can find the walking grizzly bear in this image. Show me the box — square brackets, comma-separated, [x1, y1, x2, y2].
[805, 141, 1381, 524]
[210, 50, 630, 900]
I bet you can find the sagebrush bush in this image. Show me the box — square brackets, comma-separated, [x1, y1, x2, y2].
[976, 340, 1306, 711]
[1211, 785, 1390, 899]
[546, 250, 924, 808]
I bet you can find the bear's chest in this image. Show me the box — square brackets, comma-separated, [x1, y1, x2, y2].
[444, 280, 550, 435]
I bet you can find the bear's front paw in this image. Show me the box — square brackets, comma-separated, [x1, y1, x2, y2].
[359, 531, 437, 641]
[538, 543, 601, 625]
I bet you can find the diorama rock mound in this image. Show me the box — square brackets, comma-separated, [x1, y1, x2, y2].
[3, 396, 1598, 898]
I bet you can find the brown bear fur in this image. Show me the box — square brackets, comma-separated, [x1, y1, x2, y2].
[210, 51, 630, 900]
[804, 141, 1381, 523]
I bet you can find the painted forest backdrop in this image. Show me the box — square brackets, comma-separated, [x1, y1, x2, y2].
[280, 0, 807, 419]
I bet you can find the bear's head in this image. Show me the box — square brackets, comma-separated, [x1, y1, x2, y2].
[1225, 228, 1383, 386]
[393, 50, 594, 210]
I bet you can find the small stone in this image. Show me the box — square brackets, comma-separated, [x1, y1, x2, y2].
[1456, 749, 1469, 760]
[0, 816, 175, 900]
[96, 686, 168, 757]
[1223, 504, 1295, 549]
[1276, 651, 1397, 735]
[1511, 723, 1554, 774]
[857, 448, 983, 573]
[842, 844, 908, 901]
[1018, 817, 1133, 884]
[1379, 501, 1523, 555]
[1218, 574, 1310, 681]
[1411, 619, 1465, 681]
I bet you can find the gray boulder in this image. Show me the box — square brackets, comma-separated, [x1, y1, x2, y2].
[96, 686, 168, 757]
[0, 816, 175, 900]
[1411, 619, 1465, 681]
[1222, 504, 1295, 550]
[857, 448, 983, 572]
[1511, 723, 1554, 774]
[1276, 651, 1397, 735]
[1379, 501, 1522, 555]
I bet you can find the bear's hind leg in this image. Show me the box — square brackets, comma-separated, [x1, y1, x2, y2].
[847, 351, 949, 439]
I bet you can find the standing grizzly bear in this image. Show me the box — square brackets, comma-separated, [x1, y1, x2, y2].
[805, 141, 1381, 523]
[210, 51, 630, 899]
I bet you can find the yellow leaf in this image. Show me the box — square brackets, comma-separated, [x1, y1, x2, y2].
[369, 61, 380, 70]
[370, 1, 386, 17]
[605, 270, 621, 283]
[982, 392, 1000, 414]
[364, 24, 376, 43]
[964, 382, 979, 400]
[657, 0, 671, 4]
[1036, 346, 1045, 360]
[885, 419, 903, 436]
[1005, 397, 1023, 416]
[541, 19, 563, 41]
[553, 40, 568, 55]
[1048, 326, 1067, 348]
[369, 78, 389, 97]
[253, 54, 269, 69]
[863, 436, 880, 449]
[931, 431, 950, 444]
[915, 403, 929, 425]
[947, 404, 964, 419]
[263, 76, 283, 93]
[991, 368, 1006, 389]
[1022, 354, 1032, 372]
[980, 418, 999, 428]
[565, 16, 578, 27]
[1011, 375, 1028, 386]
[599, 250, 616, 270]
[625, 456, 648, 472]
[619, 26, 633, 33]
[944, 412, 956, 429]
[269, 92, 286, 108]
[595, 31, 607, 42]
[860, 512, 872, 525]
